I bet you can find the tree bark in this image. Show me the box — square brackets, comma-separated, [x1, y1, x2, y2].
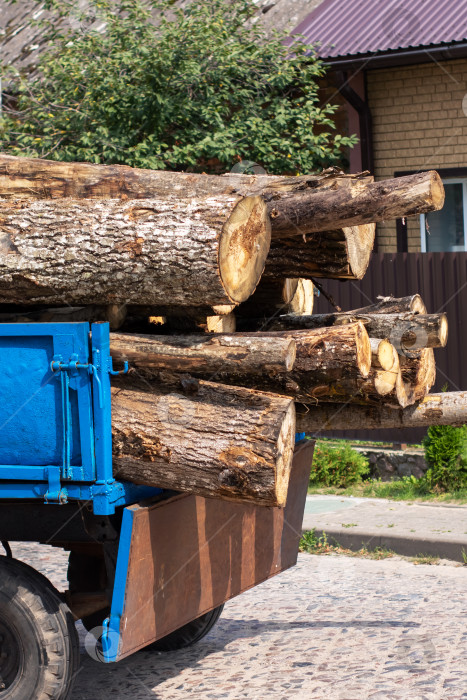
[268, 171, 445, 237]
[296, 392, 467, 432]
[271, 312, 447, 350]
[109, 332, 297, 375]
[120, 323, 372, 404]
[111, 380, 296, 507]
[399, 348, 436, 402]
[0, 194, 270, 307]
[0, 154, 371, 200]
[352, 294, 427, 315]
[262, 224, 376, 280]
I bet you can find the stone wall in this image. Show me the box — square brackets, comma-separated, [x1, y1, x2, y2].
[355, 447, 428, 481]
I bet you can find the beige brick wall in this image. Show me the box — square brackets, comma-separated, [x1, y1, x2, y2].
[367, 59, 467, 252]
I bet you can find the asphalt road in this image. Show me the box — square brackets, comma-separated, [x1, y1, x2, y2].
[10, 542, 467, 700]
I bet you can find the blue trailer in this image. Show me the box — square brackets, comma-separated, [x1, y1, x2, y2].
[0, 321, 313, 699]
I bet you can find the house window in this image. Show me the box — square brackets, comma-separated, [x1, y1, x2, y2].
[420, 179, 467, 252]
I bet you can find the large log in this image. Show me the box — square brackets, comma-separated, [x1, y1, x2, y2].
[110, 332, 296, 375]
[0, 194, 270, 307]
[0, 154, 371, 200]
[272, 312, 447, 350]
[111, 380, 296, 507]
[296, 392, 467, 432]
[262, 224, 376, 280]
[268, 171, 445, 237]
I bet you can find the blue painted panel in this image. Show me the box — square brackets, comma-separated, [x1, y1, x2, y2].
[0, 323, 94, 478]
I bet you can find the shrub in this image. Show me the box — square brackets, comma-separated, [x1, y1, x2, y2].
[423, 425, 467, 491]
[309, 442, 369, 488]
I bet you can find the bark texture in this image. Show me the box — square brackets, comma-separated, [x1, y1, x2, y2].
[0, 154, 371, 200]
[271, 312, 447, 350]
[111, 380, 296, 507]
[0, 194, 270, 306]
[262, 224, 376, 280]
[109, 332, 297, 375]
[296, 392, 467, 432]
[268, 171, 445, 237]
[352, 295, 427, 315]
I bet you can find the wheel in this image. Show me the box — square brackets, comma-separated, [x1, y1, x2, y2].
[67, 550, 110, 632]
[0, 555, 79, 700]
[147, 605, 224, 652]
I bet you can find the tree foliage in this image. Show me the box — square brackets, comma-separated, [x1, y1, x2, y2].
[423, 424, 467, 491]
[0, 0, 356, 173]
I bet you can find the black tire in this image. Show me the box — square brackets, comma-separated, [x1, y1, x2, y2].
[147, 605, 224, 652]
[67, 551, 110, 632]
[0, 555, 79, 700]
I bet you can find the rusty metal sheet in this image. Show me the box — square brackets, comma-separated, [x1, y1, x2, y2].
[113, 440, 314, 661]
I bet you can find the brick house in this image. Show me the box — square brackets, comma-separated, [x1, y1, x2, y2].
[293, 0, 467, 255]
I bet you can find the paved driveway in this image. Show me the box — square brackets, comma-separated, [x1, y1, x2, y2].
[10, 543, 467, 700]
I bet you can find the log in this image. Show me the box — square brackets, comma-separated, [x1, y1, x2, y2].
[268, 171, 445, 237]
[119, 323, 372, 404]
[399, 348, 436, 402]
[0, 154, 371, 200]
[272, 312, 447, 350]
[353, 294, 427, 315]
[296, 392, 467, 432]
[111, 380, 296, 507]
[0, 194, 270, 307]
[109, 332, 297, 375]
[370, 338, 395, 372]
[262, 224, 376, 280]
[206, 313, 236, 333]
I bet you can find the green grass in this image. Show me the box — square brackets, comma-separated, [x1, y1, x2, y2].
[299, 530, 451, 566]
[315, 437, 423, 450]
[307, 477, 467, 503]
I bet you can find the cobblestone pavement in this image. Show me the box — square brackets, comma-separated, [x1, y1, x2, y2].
[9, 542, 467, 700]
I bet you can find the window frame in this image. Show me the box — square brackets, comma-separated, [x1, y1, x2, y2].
[420, 178, 467, 253]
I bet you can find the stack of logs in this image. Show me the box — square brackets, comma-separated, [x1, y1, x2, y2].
[0, 154, 461, 509]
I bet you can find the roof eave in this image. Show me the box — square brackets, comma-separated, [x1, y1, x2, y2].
[323, 41, 467, 71]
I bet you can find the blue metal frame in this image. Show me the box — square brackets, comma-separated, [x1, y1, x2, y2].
[0, 322, 161, 515]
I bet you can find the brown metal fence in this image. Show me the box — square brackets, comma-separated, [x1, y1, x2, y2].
[311, 252, 467, 443]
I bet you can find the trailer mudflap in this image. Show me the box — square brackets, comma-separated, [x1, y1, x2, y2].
[104, 439, 314, 662]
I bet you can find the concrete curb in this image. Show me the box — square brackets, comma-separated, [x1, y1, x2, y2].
[302, 526, 467, 563]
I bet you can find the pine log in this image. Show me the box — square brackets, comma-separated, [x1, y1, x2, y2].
[0, 154, 371, 200]
[272, 312, 447, 350]
[268, 171, 445, 237]
[399, 348, 436, 402]
[0, 194, 270, 307]
[111, 380, 296, 507]
[353, 294, 427, 315]
[296, 392, 467, 432]
[109, 332, 297, 375]
[262, 224, 376, 280]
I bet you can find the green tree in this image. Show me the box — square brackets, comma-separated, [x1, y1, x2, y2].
[423, 424, 467, 491]
[0, 0, 356, 173]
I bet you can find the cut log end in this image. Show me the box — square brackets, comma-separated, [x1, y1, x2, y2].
[219, 195, 271, 303]
[344, 223, 376, 280]
[428, 170, 446, 211]
[274, 401, 296, 507]
[370, 338, 395, 371]
[356, 321, 372, 377]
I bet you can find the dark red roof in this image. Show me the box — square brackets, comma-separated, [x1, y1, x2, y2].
[294, 0, 467, 58]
